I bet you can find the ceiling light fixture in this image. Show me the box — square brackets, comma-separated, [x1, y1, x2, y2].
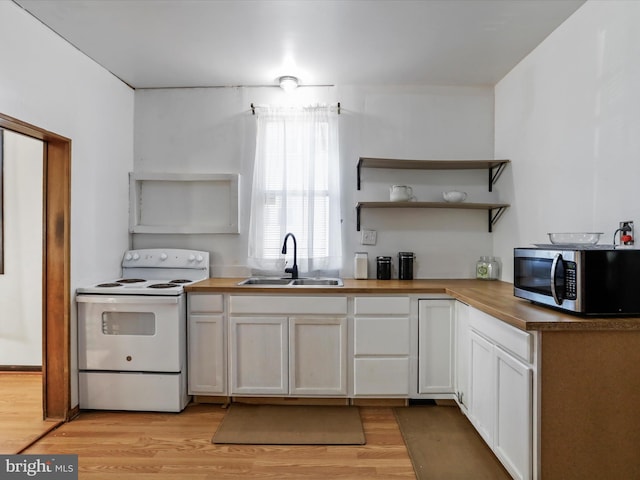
[279, 75, 299, 91]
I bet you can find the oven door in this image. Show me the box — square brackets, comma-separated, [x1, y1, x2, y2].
[77, 295, 185, 372]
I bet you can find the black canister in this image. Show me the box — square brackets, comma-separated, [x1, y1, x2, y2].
[376, 256, 392, 280]
[398, 251, 415, 280]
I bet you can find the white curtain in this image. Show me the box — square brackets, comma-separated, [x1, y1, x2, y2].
[248, 105, 342, 275]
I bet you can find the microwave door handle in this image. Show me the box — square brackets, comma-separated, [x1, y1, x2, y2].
[550, 253, 563, 305]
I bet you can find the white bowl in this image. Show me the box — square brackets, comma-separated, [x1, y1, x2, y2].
[442, 191, 467, 203]
[548, 232, 603, 245]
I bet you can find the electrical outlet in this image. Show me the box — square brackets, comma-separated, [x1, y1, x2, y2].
[619, 221, 634, 245]
[361, 229, 377, 245]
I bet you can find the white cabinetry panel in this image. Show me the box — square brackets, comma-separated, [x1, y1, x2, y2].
[354, 317, 409, 355]
[354, 358, 410, 395]
[229, 316, 288, 395]
[494, 346, 532, 480]
[468, 329, 495, 446]
[188, 314, 225, 394]
[467, 306, 533, 480]
[289, 317, 347, 395]
[418, 299, 455, 394]
[455, 301, 470, 411]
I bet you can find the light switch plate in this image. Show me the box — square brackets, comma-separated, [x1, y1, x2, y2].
[361, 229, 377, 245]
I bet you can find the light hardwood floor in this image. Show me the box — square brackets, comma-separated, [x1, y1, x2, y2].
[0, 372, 61, 454]
[24, 404, 416, 479]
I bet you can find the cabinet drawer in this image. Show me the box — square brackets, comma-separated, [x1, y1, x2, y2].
[469, 307, 532, 364]
[354, 317, 410, 355]
[189, 293, 223, 313]
[354, 358, 410, 395]
[354, 296, 410, 315]
[229, 296, 347, 315]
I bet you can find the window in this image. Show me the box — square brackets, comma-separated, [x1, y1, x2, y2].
[248, 105, 342, 274]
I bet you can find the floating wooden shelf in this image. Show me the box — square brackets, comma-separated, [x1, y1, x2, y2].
[355, 201, 510, 232]
[356, 158, 510, 191]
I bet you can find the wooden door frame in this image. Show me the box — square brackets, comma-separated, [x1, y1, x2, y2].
[0, 112, 72, 420]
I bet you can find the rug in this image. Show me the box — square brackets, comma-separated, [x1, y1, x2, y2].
[394, 405, 511, 480]
[212, 404, 366, 445]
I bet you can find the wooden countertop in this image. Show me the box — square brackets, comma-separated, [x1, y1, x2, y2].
[186, 278, 640, 332]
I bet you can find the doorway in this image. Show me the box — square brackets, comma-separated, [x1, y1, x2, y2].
[0, 112, 71, 421]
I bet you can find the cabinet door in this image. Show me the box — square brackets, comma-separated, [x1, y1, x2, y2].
[455, 301, 470, 411]
[289, 317, 347, 396]
[494, 346, 532, 480]
[468, 330, 495, 447]
[188, 314, 226, 395]
[354, 357, 410, 395]
[418, 299, 455, 394]
[229, 316, 288, 395]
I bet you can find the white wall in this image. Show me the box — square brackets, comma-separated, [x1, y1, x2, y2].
[494, 0, 640, 281]
[0, 131, 43, 366]
[0, 2, 134, 403]
[133, 85, 496, 278]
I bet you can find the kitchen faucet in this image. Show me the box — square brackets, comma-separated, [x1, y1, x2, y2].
[281, 233, 299, 279]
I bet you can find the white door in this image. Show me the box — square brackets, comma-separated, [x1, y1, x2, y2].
[418, 299, 455, 394]
[229, 316, 288, 395]
[289, 317, 348, 395]
[494, 346, 532, 480]
[455, 301, 470, 411]
[468, 330, 495, 447]
[77, 295, 183, 372]
[188, 313, 225, 395]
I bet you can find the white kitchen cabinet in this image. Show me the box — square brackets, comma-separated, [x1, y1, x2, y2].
[228, 295, 348, 397]
[289, 317, 348, 395]
[467, 307, 533, 480]
[454, 300, 470, 411]
[468, 329, 495, 446]
[353, 296, 410, 396]
[187, 294, 226, 395]
[418, 299, 455, 394]
[494, 346, 532, 480]
[229, 316, 288, 395]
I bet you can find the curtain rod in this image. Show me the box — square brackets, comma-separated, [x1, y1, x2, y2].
[250, 102, 341, 115]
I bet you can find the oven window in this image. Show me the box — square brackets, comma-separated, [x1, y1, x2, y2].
[101, 312, 156, 336]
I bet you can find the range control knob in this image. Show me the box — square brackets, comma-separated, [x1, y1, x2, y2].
[132, 253, 140, 260]
[196, 255, 204, 263]
[125, 253, 133, 260]
[160, 253, 168, 261]
[188, 254, 196, 262]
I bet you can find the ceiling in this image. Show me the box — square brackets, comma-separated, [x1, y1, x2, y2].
[14, 0, 585, 89]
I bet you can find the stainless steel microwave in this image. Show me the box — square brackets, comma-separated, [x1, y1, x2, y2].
[514, 247, 640, 316]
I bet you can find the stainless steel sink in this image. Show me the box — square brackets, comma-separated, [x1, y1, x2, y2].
[237, 278, 292, 286]
[237, 277, 343, 287]
[289, 278, 343, 286]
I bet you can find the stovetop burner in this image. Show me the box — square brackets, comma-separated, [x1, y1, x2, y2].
[96, 282, 122, 288]
[148, 283, 179, 289]
[169, 279, 192, 284]
[117, 278, 146, 284]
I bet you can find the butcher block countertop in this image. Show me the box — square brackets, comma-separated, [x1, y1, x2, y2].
[186, 278, 640, 332]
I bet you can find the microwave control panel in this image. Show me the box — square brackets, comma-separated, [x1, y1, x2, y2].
[564, 262, 577, 299]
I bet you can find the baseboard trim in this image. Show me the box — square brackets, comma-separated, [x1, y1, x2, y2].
[0, 366, 42, 372]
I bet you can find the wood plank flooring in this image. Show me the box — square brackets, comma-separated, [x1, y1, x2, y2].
[0, 372, 61, 454]
[25, 404, 416, 479]
[10, 392, 510, 479]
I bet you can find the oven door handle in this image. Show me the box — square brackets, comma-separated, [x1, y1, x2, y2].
[76, 295, 180, 304]
[550, 253, 563, 306]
